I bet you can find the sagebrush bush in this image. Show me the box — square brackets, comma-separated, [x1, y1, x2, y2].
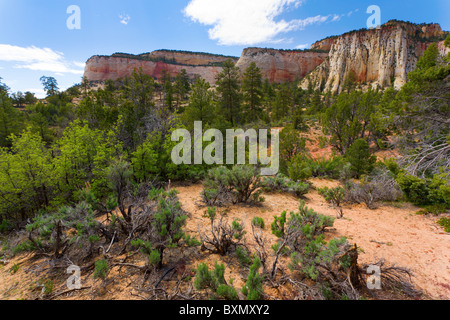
[345, 168, 403, 209]
[261, 174, 310, 197]
[201, 165, 264, 206]
[288, 155, 347, 181]
[318, 186, 345, 218]
[199, 207, 246, 255]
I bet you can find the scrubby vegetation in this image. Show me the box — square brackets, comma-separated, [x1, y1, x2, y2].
[0, 37, 448, 300]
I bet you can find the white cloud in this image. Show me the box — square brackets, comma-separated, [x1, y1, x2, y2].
[119, 14, 131, 25]
[183, 0, 331, 45]
[0, 44, 84, 75]
[295, 43, 309, 50]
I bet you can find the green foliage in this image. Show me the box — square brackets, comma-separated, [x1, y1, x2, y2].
[279, 124, 306, 169]
[216, 59, 241, 125]
[397, 172, 449, 208]
[0, 129, 55, 220]
[318, 187, 345, 208]
[321, 90, 382, 155]
[242, 62, 264, 123]
[261, 174, 310, 197]
[288, 154, 346, 181]
[396, 173, 431, 206]
[93, 258, 109, 280]
[182, 78, 215, 129]
[271, 211, 287, 238]
[152, 189, 187, 267]
[201, 165, 263, 206]
[236, 246, 253, 266]
[272, 201, 334, 247]
[251, 217, 265, 229]
[241, 257, 264, 300]
[43, 280, 54, 295]
[10, 263, 20, 274]
[194, 262, 238, 300]
[0, 91, 24, 148]
[40, 76, 59, 96]
[0, 219, 13, 233]
[437, 218, 450, 233]
[291, 237, 352, 282]
[148, 249, 161, 266]
[345, 139, 377, 178]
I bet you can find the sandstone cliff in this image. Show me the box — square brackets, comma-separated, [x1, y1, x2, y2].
[301, 21, 449, 93]
[83, 21, 448, 92]
[235, 48, 328, 83]
[83, 50, 238, 85]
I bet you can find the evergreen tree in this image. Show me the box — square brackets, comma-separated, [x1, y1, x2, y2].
[216, 59, 241, 125]
[174, 69, 191, 108]
[183, 78, 214, 130]
[242, 62, 263, 123]
[40, 76, 59, 97]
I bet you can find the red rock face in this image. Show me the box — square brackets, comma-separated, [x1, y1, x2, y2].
[83, 55, 226, 85]
[235, 48, 328, 83]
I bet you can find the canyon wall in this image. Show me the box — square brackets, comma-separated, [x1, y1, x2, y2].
[83, 50, 238, 85]
[235, 48, 328, 83]
[301, 21, 449, 93]
[83, 21, 448, 92]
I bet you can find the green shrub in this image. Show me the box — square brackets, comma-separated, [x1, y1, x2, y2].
[288, 155, 347, 181]
[236, 246, 253, 266]
[272, 201, 335, 250]
[10, 263, 20, 274]
[345, 139, 376, 178]
[148, 250, 161, 266]
[318, 187, 345, 208]
[93, 258, 109, 280]
[397, 172, 449, 208]
[251, 217, 265, 229]
[437, 218, 450, 232]
[429, 172, 450, 207]
[201, 165, 263, 206]
[199, 207, 246, 256]
[396, 173, 430, 205]
[0, 219, 13, 233]
[261, 174, 310, 197]
[194, 262, 238, 300]
[152, 189, 187, 268]
[241, 257, 264, 300]
[43, 280, 54, 295]
[12, 240, 38, 256]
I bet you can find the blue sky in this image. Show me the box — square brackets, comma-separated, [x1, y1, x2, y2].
[0, 0, 448, 98]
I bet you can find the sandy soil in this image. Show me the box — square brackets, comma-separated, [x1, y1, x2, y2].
[176, 181, 450, 300]
[1, 180, 448, 300]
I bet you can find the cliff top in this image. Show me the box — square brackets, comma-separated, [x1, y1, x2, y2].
[312, 20, 448, 50]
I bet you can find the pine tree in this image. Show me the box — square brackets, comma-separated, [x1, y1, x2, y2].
[216, 59, 241, 125]
[242, 62, 263, 123]
[183, 78, 214, 130]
